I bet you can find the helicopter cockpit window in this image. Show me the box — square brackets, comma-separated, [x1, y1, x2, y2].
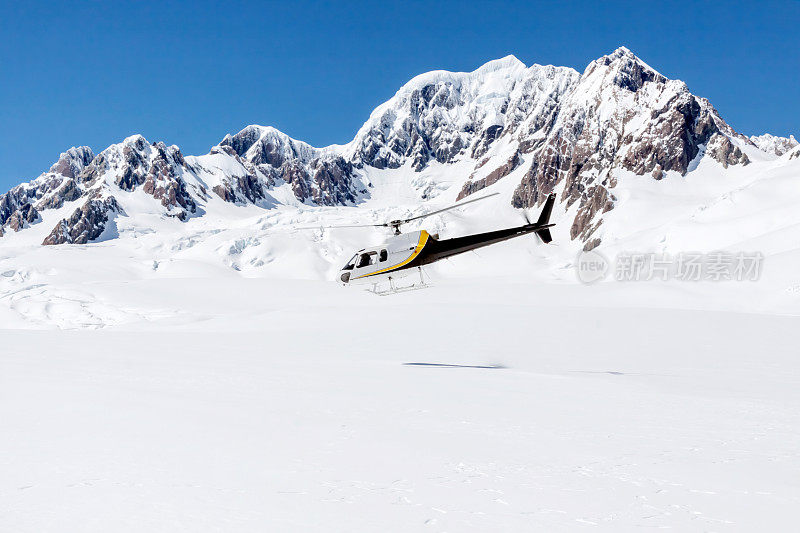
[342, 254, 358, 271]
[357, 251, 378, 268]
[379, 249, 388, 262]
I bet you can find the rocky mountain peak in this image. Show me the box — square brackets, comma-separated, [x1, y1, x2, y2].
[346, 56, 578, 175]
[60, 134, 201, 221]
[582, 46, 666, 93]
[48, 146, 95, 179]
[219, 124, 319, 167]
[508, 47, 752, 248]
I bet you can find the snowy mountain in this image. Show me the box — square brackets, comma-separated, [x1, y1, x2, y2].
[749, 133, 798, 156]
[0, 47, 795, 253]
[209, 125, 366, 206]
[509, 48, 752, 247]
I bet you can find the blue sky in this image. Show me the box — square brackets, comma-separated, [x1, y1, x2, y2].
[1, 0, 798, 192]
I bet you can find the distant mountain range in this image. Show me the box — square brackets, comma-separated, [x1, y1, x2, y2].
[1, 47, 797, 250]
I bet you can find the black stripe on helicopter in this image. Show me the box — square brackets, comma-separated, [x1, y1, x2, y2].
[319, 192, 556, 284]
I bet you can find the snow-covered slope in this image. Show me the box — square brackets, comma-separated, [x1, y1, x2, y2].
[4, 281, 800, 531]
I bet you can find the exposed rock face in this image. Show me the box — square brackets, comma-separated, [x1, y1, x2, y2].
[199, 145, 269, 205]
[281, 160, 312, 201]
[6, 203, 40, 231]
[309, 157, 361, 205]
[141, 143, 197, 218]
[471, 125, 504, 160]
[1, 176, 65, 230]
[211, 175, 264, 204]
[568, 180, 616, 246]
[49, 146, 95, 179]
[37, 179, 82, 210]
[1, 186, 36, 227]
[706, 134, 750, 168]
[43, 197, 121, 245]
[457, 151, 521, 200]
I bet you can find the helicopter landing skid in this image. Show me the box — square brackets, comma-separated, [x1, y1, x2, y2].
[366, 267, 429, 296]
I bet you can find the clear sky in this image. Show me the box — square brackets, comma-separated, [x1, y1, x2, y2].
[1, 0, 798, 192]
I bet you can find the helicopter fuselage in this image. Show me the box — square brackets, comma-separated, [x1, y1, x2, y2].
[338, 222, 554, 284]
[338, 230, 430, 284]
[337, 192, 556, 284]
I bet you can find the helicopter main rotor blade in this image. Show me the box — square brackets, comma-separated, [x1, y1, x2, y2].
[295, 223, 385, 230]
[295, 191, 500, 233]
[399, 192, 499, 224]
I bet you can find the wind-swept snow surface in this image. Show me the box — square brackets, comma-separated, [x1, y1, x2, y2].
[1, 279, 799, 531]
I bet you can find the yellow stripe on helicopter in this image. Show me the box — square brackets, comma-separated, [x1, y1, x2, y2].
[353, 231, 430, 279]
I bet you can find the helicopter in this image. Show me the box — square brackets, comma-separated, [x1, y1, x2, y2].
[331, 191, 557, 286]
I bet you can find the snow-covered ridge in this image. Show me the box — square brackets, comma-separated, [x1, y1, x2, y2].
[220, 125, 320, 163]
[345, 55, 578, 173]
[1, 47, 795, 250]
[749, 133, 798, 156]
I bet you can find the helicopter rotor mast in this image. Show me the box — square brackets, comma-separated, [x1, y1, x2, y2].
[384, 192, 499, 235]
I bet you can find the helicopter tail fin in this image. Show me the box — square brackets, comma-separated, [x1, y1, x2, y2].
[536, 193, 555, 226]
[534, 193, 556, 243]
